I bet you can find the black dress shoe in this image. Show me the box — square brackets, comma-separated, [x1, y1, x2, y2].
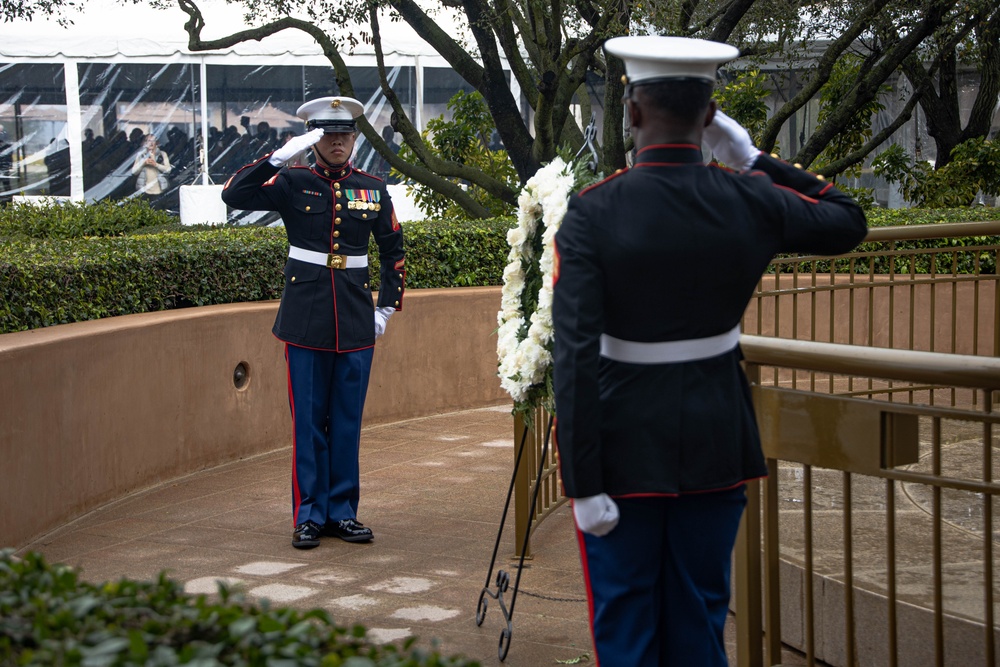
[323, 518, 374, 543]
[292, 521, 321, 549]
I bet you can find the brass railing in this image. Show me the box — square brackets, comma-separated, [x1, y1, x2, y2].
[512, 407, 565, 558]
[745, 221, 1000, 361]
[737, 337, 1000, 667]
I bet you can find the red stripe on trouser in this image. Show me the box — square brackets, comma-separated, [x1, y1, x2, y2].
[285, 344, 302, 526]
[574, 503, 601, 667]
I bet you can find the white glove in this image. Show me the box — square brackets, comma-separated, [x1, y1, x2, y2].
[374, 306, 395, 338]
[269, 128, 324, 166]
[703, 110, 760, 171]
[572, 493, 620, 537]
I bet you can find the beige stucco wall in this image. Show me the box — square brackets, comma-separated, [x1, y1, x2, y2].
[0, 287, 507, 549]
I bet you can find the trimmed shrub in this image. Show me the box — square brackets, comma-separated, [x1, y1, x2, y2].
[865, 207, 1000, 227]
[0, 199, 175, 240]
[3, 199, 1000, 334]
[0, 229, 288, 333]
[0, 550, 479, 666]
[0, 218, 515, 334]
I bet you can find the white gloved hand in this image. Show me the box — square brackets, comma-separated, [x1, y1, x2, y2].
[703, 110, 760, 171]
[572, 493, 620, 537]
[374, 306, 395, 339]
[269, 128, 324, 166]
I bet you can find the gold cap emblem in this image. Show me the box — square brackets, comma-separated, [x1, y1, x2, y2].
[331, 99, 341, 108]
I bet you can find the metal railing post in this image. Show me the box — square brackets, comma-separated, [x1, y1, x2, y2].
[735, 478, 764, 667]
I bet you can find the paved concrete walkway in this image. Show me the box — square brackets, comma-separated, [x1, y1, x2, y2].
[17, 405, 808, 666]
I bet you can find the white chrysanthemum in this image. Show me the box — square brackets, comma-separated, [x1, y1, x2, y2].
[506, 226, 527, 247]
[497, 157, 578, 407]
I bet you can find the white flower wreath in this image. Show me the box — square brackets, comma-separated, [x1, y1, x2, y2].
[497, 156, 594, 413]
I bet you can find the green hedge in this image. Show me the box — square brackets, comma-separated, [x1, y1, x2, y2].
[0, 550, 478, 667]
[0, 199, 176, 240]
[3, 199, 1000, 334]
[864, 207, 1000, 227]
[0, 216, 514, 334]
[0, 229, 288, 333]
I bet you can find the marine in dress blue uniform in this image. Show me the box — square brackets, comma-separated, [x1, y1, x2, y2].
[222, 97, 405, 548]
[552, 37, 868, 666]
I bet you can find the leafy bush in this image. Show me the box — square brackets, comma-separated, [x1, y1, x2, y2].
[864, 206, 1000, 227]
[872, 139, 1000, 207]
[0, 550, 479, 667]
[394, 91, 519, 220]
[0, 198, 175, 240]
[0, 217, 515, 334]
[3, 197, 999, 333]
[0, 228, 289, 333]
[387, 217, 512, 289]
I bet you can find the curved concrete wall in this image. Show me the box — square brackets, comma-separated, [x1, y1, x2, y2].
[0, 287, 507, 549]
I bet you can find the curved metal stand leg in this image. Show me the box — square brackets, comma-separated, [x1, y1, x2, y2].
[475, 414, 555, 662]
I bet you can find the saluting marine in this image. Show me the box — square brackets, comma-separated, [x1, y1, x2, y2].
[552, 36, 868, 666]
[222, 96, 405, 549]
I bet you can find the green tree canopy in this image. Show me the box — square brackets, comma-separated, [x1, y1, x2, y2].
[5, 0, 997, 215]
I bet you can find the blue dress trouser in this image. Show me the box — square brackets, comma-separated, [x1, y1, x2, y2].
[577, 485, 747, 667]
[285, 343, 374, 527]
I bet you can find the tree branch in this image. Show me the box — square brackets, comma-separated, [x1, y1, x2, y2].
[794, 0, 955, 167]
[367, 8, 504, 216]
[817, 84, 925, 176]
[759, 0, 883, 151]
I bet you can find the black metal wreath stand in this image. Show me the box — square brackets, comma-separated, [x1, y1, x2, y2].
[475, 413, 554, 661]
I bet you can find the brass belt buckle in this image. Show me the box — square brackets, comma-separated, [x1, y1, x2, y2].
[326, 253, 347, 269]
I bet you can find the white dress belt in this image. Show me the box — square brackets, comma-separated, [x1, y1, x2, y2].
[288, 245, 368, 269]
[599, 324, 741, 364]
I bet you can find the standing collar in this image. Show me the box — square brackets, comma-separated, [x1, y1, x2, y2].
[312, 162, 353, 180]
[635, 143, 704, 166]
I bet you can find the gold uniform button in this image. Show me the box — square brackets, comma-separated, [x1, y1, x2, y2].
[291, 276, 296, 282]
[620, 74, 627, 84]
[394, 300, 400, 307]
[335, 217, 342, 225]
[305, 205, 311, 212]
[794, 163, 803, 169]
[398, 273, 402, 278]
[770, 153, 779, 159]
[334, 183, 341, 189]
[333, 243, 340, 250]
[364, 283, 369, 289]
[333, 230, 340, 237]
[336, 191, 342, 198]
[362, 213, 368, 219]
[817, 175, 826, 181]
[397, 287, 402, 292]
[336, 203, 342, 211]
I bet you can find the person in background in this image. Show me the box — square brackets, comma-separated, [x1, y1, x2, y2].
[552, 35, 868, 667]
[131, 133, 171, 200]
[221, 97, 405, 550]
[374, 125, 401, 184]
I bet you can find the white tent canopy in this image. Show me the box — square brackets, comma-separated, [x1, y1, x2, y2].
[0, 0, 459, 66]
[0, 0, 515, 219]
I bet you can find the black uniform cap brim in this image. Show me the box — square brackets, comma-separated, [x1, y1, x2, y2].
[307, 119, 357, 133]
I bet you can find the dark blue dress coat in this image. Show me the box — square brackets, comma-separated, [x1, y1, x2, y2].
[222, 157, 405, 351]
[553, 145, 868, 498]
